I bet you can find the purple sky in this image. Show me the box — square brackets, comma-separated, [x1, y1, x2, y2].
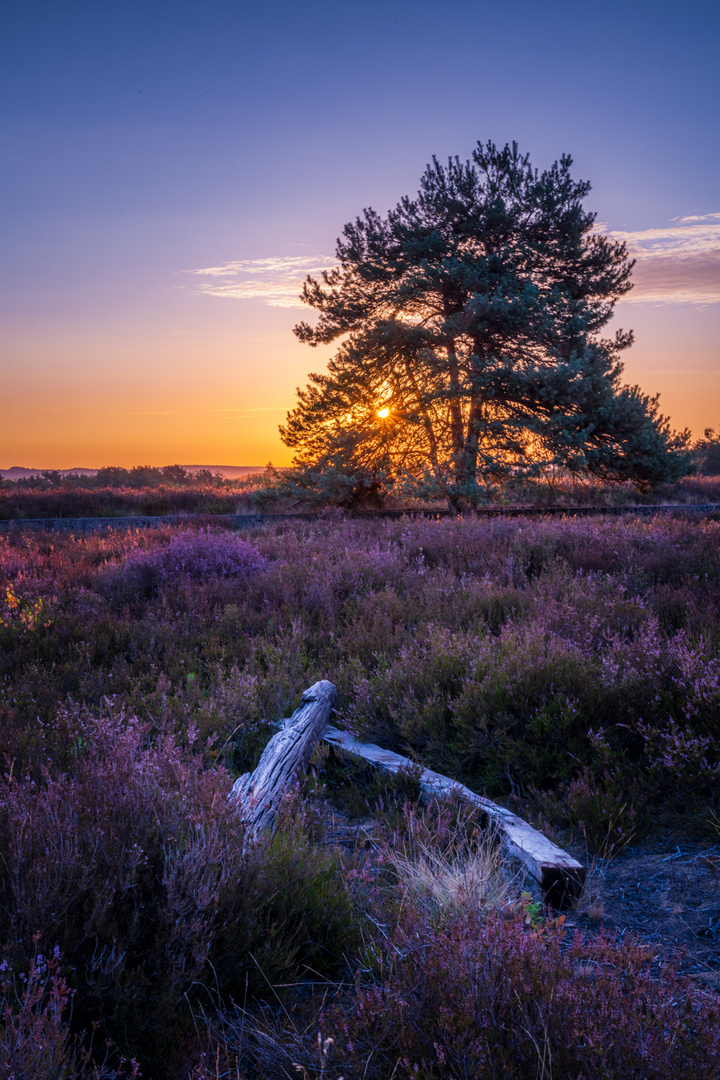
[1, 0, 718, 467]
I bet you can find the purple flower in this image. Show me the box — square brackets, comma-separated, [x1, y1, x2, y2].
[108, 528, 266, 593]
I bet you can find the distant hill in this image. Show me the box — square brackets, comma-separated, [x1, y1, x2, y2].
[0, 467, 98, 479]
[0, 465, 269, 480]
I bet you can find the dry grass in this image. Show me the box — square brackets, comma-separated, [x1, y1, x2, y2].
[387, 803, 524, 916]
[707, 810, 720, 842]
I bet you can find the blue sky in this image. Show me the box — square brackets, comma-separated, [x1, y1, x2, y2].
[1, 0, 718, 466]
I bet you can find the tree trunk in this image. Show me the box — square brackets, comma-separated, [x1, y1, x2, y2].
[454, 395, 484, 508]
[230, 680, 338, 839]
[445, 339, 465, 457]
[405, 356, 442, 481]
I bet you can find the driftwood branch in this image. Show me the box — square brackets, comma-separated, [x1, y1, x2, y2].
[322, 726, 585, 908]
[227, 677, 585, 907]
[230, 680, 338, 838]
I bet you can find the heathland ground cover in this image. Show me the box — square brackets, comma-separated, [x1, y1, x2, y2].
[1, 514, 720, 1076]
[3, 469, 720, 520]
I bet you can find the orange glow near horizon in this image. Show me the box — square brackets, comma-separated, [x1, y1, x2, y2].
[2, 2, 719, 474]
[1, 297, 717, 471]
[0, 302, 326, 470]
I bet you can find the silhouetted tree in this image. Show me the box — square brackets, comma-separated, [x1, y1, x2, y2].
[282, 141, 692, 508]
[693, 427, 720, 475]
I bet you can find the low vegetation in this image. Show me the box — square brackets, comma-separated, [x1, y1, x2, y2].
[1, 513, 720, 1076]
[3, 448, 720, 519]
[0, 468, 271, 519]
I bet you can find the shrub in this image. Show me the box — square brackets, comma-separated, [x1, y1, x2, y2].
[128, 527, 266, 582]
[637, 716, 720, 795]
[537, 765, 650, 856]
[0, 714, 246, 1064]
[0, 716, 357, 1073]
[103, 528, 267, 599]
[320, 912, 720, 1079]
[0, 948, 137, 1079]
[198, 911, 720, 1079]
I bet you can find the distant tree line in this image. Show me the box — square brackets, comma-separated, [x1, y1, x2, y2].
[694, 428, 720, 476]
[1, 465, 225, 491]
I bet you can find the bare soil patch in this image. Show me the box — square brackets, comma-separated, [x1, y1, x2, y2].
[564, 836, 720, 991]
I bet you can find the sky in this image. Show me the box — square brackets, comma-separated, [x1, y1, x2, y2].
[1, 0, 719, 469]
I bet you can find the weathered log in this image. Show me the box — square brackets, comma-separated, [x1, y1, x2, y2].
[228, 676, 585, 906]
[322, 726, 585, 908]
[230, 680, 338, 838]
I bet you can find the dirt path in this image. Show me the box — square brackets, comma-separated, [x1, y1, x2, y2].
[567, 837, 720, 991]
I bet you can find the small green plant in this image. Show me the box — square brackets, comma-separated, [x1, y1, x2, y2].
[519, 891, 545, 930]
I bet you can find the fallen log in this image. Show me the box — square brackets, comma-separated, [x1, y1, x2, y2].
[228, 677, 585, 907]
[322, 725, 585, 909]
[230, 679, 338, 838]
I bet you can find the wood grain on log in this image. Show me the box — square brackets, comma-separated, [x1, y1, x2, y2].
[230, 680, 338, 838]
[322, 725, 585, 908]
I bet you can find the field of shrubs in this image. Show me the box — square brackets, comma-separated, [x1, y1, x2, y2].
[1, 513, 720, 1077]
[3, 467, 720, 520]
[0, 467, 260, 519]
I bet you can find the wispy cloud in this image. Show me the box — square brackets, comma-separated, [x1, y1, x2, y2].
[606, 215, 720, 305]
[188, 216, 720, 310]
[670, 212, 720, 225]
[185, 256, 336, 308]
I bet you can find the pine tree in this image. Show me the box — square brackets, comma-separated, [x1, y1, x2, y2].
[693, 427, 720, 476]
[281, 141, 692, 509]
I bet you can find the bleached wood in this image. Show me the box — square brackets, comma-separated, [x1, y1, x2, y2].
[227, 675, 584, 905]
[322, 725, 585, 908]
[230, 680, 338, 838]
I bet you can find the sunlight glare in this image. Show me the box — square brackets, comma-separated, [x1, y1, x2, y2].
[377, 407, 390, 418]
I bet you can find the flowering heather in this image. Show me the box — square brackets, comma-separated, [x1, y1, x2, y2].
[1, 514, 720, 796]
[195, 901, 720, 1079]
[107, 527, 267, 593]
[0, 713, 357, 1072]
[0, 947, 139, 1079]
[320, 911, 720, 1078]
[1, 511, 720, 1074]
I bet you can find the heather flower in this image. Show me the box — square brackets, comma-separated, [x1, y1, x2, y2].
[103, 527, 267, 597]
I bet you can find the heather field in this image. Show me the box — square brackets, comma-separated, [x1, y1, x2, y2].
[3, 471, 720, 520]
[2, 514, 720, 1077]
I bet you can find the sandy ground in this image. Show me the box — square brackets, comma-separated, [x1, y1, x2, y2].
[568, 836, 720, 991]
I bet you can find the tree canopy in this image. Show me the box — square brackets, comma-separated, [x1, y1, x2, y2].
[281, 141, 692, 508]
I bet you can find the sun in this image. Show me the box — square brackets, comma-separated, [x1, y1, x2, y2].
[377, 407, 390, 418]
